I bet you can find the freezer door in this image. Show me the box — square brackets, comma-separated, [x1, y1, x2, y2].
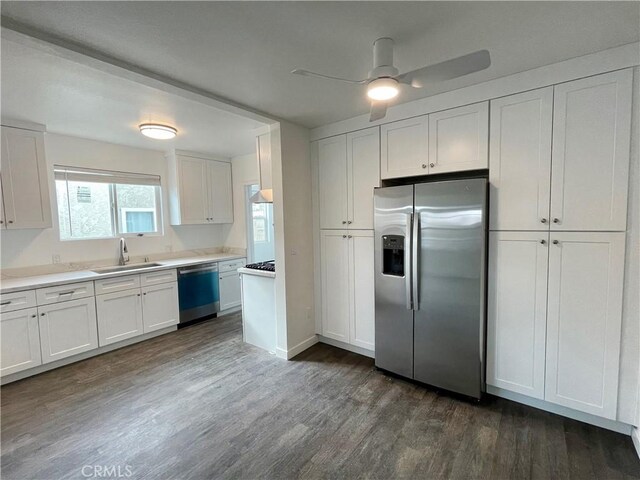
[413, 178, 487, 398]
[374, 185, 414, 378]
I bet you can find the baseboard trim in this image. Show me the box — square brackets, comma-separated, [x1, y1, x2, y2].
[1, 326, 177, 385]
[276, 335, 319, 360]
[487, 385, 632, 435]
[632, 427, 640, 459]
[318, 335, 375, 359]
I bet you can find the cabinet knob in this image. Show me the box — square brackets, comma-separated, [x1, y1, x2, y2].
[540, 239, 546, 245]
[552, 218, 560, 224]
[348, 235, 352, 239]
[540, 218, 547, 224]
[342, 235, 347, 238]
[342, 221, 347, 224]
[137, 294, 141, 297]
[430, 163, 435, 168]
[40, 313, 45, 316]
[552, 240, 559, 245]
[31, 314, 36, 318]
[347, 221, 352, 224]
[422, 164, 427, 169]
[0, 220, 3, 224]
[8, 220, 13, 224]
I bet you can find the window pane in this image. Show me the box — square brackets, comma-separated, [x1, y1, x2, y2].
[56, 180, 114, 239]
[115, 184, 159, 234]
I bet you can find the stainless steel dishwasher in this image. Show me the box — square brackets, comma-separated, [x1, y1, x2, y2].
[177, 262, 220, 325]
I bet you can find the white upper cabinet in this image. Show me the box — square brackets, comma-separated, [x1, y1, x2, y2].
[489, 88, 553, 231]
[545, 232, 625, 419]
[428, 102, 489, 174]
[347, 128, 380, 230]
[487, 232, 549, 399]
[0, 126, 52, 229]
[208, 160, 233, 224]
[167, 151, 234, 225]
[381, 115, 429, 179]
[550, 70, 632, 231]
[318, 135, 349, 229]
[318, 130, 379, 230]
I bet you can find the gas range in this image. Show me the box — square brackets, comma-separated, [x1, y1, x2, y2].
[244, 260, 275, 272]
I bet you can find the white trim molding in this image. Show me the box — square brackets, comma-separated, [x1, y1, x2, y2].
[632, 427, 640, 460]
[277, 335, 319, 360]
[318, 335, 375, 359]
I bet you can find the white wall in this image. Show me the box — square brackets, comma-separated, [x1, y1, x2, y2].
[221, 152, 259, 251]
[0, 133, 228, 269]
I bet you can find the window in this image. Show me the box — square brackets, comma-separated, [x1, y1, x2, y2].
[54, 166, 162, 240]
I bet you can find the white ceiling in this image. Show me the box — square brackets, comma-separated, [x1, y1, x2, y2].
[1, 38, 267, 158]
[2, 2, 639, 129]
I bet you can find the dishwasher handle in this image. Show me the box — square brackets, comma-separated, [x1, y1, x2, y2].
[178, 263, 218, 275]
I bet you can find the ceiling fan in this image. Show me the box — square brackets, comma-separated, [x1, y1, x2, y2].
[292, 38, 491, 122]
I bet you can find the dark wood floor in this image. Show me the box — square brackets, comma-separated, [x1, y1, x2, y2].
[1, 313, 638, 480]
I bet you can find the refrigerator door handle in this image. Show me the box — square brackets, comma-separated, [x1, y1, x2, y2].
[405, 213, 413, 310]
[412, 212, 420, 311]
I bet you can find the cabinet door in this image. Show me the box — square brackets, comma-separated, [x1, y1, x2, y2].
[489, 88, 553, 231]
[550, 70, 632, 231]
[142, 282, 179, 333]
[219, 271, 242, 311]
[96, 290, 144, 346]
[0, 307, 41, 376]
[38, 298, 98, 363]
[486, 232, 548, 399]
[428, 102, 489, 174]
[347, 128, 379, 230]
[348, 231, 375, 350]
[177, 155, 208, 224]
[318, 135, 348, 229]
[208, 160, 234, 224]
[320, 230, 350, 342]
[545, 232, 625, 419]
[380, 115, 429, 179]
[0, 127, 52, 229]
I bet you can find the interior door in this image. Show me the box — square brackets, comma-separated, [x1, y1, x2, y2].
[413, 178, 487, 398]
[318, 135, 348, 229]
[347, 128, 379, 230]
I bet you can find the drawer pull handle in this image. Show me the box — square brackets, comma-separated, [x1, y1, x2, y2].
[57, 290, 76, 296]
[0, 301, 12, 306]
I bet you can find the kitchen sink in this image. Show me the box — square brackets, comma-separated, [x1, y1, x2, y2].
[91, 263, 163, 274]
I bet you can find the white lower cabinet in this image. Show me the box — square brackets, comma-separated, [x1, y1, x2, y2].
[38, 298, 98, 364]
[544, 232, 625, 419]
[487, 232, 548, 399]
[487, 231, 626, 420]
[219, 270, 242, 311]
[320, 230, 374, 350]
[96, 289, 144, 346]
[0, 307, 42, 376]
[141, 283, 179, 333]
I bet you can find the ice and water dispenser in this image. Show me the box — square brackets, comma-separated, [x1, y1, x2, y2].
[382, 235, 405, 277]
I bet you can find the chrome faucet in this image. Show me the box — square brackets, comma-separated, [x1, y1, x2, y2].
[118, 238, 130, 266]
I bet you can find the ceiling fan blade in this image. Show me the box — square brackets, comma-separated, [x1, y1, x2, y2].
[291, 69, 367, 84]
[369, 101, 388, 122]
[397, 50, 491, 88]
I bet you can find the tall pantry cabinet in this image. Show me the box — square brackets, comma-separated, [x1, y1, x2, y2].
[487, 69, 632, 420]
[314, 127, 379, 352]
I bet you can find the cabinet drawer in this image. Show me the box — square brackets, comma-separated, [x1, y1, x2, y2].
[95, 275, 140, 295]
[140, 269, 177, 287]
[219, 259, 246, 272]
[0, 290, 37, 313]
[36, 281, 94, 306]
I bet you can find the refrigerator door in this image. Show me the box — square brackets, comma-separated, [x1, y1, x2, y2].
[413, 178, 487, 398]
[374, 185, 414, 378]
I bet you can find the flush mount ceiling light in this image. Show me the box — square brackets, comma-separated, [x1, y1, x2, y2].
[366, 77, 399, 101]
[139, 123, 177, 140]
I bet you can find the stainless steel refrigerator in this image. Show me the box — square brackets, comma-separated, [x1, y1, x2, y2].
[373, 177, 487, 399]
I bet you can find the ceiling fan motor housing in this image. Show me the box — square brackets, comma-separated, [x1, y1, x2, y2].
[369, 37, 399, 80]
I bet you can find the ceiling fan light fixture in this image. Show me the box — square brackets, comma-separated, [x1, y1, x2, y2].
[139, 123, 177, 140]
[367, 78, 399, 101]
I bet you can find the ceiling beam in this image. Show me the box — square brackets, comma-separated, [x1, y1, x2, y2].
[1, 16, 279, 126]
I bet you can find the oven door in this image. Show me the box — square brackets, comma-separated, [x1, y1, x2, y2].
[177, 263, 220, 324]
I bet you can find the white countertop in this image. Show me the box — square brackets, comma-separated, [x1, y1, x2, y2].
[238, 267, 276, 279]
[1, 253, 245, 294]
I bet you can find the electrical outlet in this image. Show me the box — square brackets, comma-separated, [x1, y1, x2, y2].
[52, 254, 61, 264]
